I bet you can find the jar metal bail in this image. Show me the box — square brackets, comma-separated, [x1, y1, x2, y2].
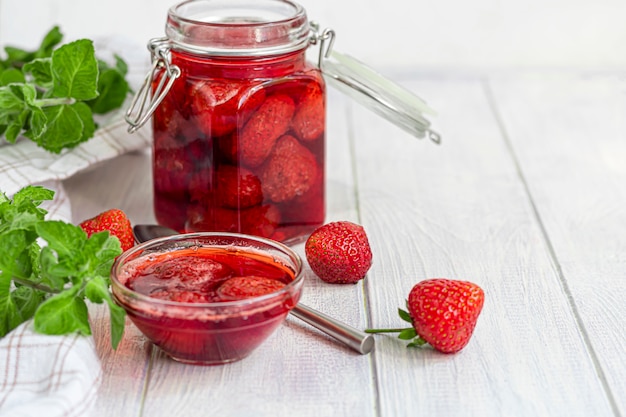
[125, 38, 181, 133]
[306, 22, 440, 143]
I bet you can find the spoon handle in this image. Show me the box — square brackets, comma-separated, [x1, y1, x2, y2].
[290, 304, 374, 355]
[132, 225, 374, 355]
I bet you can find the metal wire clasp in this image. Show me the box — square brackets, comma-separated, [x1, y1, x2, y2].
[308, 23, 441, 145]
[125, 38, 181, 133]
[309, 22, 335, 68]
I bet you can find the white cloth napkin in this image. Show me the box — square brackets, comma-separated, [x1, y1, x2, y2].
[0, 320, 102, 417]
[0, 35, 153, 416]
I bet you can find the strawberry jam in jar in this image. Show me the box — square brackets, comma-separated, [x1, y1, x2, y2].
[146, 0, 325, 243]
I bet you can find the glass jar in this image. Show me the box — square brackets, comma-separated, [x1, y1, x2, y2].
[150, 0, 325, 243]
[126, 0, 440, 243]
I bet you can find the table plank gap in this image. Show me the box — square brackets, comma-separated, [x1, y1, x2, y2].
[488, 73, 626, 416]
[482, 78, 622, 417]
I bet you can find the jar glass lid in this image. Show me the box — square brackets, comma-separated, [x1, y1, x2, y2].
[166, 0, 310, 56]
[311, 26, 439, 143]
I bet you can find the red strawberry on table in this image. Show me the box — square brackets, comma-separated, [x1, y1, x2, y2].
[305, 221, 372, 284]
[366, 278, 485, 353]
[79, 209, 134, 252]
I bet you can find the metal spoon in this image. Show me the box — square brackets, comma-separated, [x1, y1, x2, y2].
[132, 224, 374, 355]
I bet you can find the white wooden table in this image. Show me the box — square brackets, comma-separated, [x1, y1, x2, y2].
[63, 72, 626, 417]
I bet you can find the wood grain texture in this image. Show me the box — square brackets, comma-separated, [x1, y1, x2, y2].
[352, 78, 617, 417]
[487, 73, 626, 416]
[60, 74, 626, 417]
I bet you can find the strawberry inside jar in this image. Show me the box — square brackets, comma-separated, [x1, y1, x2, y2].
[150, 0, 326, 243]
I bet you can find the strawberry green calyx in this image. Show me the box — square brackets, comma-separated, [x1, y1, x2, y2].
[365, 307, 429, 348]
[366, 279, 485, 354]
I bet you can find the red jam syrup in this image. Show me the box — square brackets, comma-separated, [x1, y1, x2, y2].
[116, 246, 299, 364]
[152, 50, 326, 243]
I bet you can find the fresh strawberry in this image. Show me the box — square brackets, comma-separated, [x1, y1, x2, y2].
[291, 82, 325, 142]
[238, 94, 295, 167]
[366, 279, 485, 353]
[304, 221, 372, 284]
[79, 209, 134, 252]
[217, 276, 286, 301]
[261, 135, 318, 203]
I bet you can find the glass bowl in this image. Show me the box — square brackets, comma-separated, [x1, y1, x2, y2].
[110, 232, 303, 365]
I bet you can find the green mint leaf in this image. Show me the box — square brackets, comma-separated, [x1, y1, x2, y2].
[2, 185, 54, 231]
[0, 229, 30, 278]
[27, 104, 84, 153]
[4, 108, 29, 142]
[0, 68, 25, 86]
[1, 27, 130, 153]
[398, 328, 418, 340]
[0, 85, 26, 123]
[27, 107, 47, 139]
[22, 58, 53, 88]
[83, 231, 122, 277]
[12, 185, 55, 209]
[2, 27, 62, 68]
[114, 55, 128, 76]
[3, 47, 31, 65]
[38, 246, 70, 291]
[72, 102, 96, 141]
[11, 285, 45, 323]
[51, 39, 99, 100]
[33, 285, 91, 336]
[13, 83, 38, 106]
[34, 26, 63, 59]
[35, 220, 85, 258]
[85, 276, 126, 349]
[88, 68, 129, 114]
[0, 273, 22, 337]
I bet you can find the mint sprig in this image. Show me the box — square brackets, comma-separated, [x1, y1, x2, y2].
[0, 26, 130, 153]
[0, 185, 126, 349]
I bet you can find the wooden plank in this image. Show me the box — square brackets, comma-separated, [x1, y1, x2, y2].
[65, 151, 157, 417]
[488, 73, 626, 416]
[352, 77, 616, 416]
[87, 304, 151, 417]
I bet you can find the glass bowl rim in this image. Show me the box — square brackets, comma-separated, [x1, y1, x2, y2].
[111, 231, 304, 309]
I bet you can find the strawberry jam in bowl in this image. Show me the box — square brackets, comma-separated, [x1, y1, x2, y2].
[110, 232, 303, 365]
